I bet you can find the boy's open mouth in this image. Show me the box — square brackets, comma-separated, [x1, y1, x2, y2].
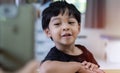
[62, 33, 72, 37]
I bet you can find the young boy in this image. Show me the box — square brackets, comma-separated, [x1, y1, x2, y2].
[40, 1, 105, 73]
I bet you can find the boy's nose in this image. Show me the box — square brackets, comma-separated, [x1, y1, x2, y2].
[62, 24, 70, 31]
[63, 28, 69, 31]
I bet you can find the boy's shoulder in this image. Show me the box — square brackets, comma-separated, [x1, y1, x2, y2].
[42, 46, 61, 62]
[75, 44, 87, 50]
[75, 44, 92, 54]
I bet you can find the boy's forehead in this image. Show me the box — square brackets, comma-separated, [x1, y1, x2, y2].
[51, 14, 75, 21]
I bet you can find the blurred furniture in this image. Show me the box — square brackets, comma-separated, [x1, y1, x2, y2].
[0, 4, 34, 71]
[0, 49, 22, 71]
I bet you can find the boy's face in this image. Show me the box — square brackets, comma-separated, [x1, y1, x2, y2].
[44, 12, 80, 46]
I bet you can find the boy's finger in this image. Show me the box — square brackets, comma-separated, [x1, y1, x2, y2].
[81, 61, 87, 65]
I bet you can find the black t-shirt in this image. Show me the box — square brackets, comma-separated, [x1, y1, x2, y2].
[42, 44, 99, 66]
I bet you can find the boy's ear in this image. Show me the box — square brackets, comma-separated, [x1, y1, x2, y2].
[78, 23, 81, 32]
[44, 28, 51, 37]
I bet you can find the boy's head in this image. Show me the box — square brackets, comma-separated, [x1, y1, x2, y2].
[42, 1, 81, 30]
[42, 1, 81, 45]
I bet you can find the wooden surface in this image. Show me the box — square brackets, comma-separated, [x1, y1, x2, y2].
[104, 69, 120, 73]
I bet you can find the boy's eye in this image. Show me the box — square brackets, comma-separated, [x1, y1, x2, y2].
[54, 23, 60, 26]
[68, 22, 75, 25]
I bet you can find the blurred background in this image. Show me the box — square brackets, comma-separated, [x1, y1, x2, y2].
[0, 0, 120, 72]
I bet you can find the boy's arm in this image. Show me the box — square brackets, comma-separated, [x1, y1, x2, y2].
[39, 61, 86, 73]
[38, 61, 105, 73]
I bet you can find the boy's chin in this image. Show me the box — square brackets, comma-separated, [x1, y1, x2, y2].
[61, 42, 75, 46]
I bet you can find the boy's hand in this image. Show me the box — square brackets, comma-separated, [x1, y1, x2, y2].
[78, 66, 96, 73]
[82, 61, 98, 70]
[80, 61, 105, 73]
[92, 68, 105, 73]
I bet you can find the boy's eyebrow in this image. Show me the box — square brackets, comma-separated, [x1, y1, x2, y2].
[51, 17, 60, 22]
[51, 16, 75, 22]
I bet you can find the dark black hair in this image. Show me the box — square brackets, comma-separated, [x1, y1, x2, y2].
[42, 1, 81, 30]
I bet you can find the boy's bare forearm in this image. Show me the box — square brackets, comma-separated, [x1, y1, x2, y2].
[39, 61, 105, 73]
[39, 61, 84, 73]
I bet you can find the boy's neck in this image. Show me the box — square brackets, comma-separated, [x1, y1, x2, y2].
[55, 44, 83, 55]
